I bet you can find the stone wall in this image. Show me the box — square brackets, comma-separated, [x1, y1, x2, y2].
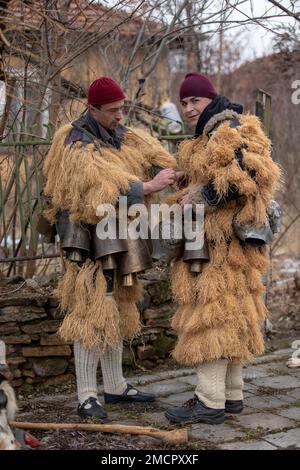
[0, 270, 176, 387]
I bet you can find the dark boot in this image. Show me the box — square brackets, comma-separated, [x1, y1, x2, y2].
[225, 400, 243, 414]
[165, 395, 225, 425]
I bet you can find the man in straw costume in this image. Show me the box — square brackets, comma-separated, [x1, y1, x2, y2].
[43, 76, 177, 419]
[164, 72, 282, 425]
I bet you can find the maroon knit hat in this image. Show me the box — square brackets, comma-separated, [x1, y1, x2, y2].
[179, 72, 217, 100]
[88, 77, 126, 106]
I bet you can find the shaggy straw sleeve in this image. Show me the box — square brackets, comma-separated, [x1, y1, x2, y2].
[124, 128, 178, 171]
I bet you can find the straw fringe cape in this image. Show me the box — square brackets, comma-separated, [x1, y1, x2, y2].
[169, 110, 282, 365]
[43, 125, 176, 350]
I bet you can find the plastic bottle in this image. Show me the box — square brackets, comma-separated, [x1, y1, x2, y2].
[160, 100, 183, 134]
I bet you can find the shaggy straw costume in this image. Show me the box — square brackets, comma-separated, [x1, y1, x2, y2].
[43, 125, 176, 351]
[170, 110, 282, 366]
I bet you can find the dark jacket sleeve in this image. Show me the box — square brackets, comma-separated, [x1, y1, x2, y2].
[201, 147, 251, 206]
[202, 183, 240, 206]
[123, 181, 144, 206]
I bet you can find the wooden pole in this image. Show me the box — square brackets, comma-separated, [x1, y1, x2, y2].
[11, 421, 188, 446]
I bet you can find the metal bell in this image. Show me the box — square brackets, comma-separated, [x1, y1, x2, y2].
[101, 254, 117, 270]
[119, 238, 153, 285]
[183, 217, 209, 273]
[183, 238, 210, 273]
[91, 225, 128, 260]
[122, 273, 138, 287]
[61, 220, 90, 258]
[189, 261, 203, 273]
[66, 249, 87, 262]
[183, 238, 210, 262]
[233, 217, 274, 246]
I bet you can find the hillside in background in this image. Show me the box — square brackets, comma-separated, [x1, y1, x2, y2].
[222, 51, 300, 194]
[221, 51, 300, 255]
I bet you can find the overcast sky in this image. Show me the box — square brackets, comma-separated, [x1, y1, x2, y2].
[107, 1, 299, 63]
[220, 0, 299, 62]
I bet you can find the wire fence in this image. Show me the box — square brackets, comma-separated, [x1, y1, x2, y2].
[0, 125, 58, 276]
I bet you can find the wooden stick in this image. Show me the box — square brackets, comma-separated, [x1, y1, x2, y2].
[10, 421, 188, 445]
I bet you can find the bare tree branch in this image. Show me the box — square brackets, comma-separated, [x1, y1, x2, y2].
[268, 0, 300, 23]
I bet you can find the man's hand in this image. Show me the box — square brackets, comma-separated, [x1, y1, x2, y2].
[175, 170, 185, 182]
[179, 193, 192, 207]
[143, 168, 176, 194]
[179, 184, 206, 207]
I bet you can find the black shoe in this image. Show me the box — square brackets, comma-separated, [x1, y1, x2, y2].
[104, 384, 156, 404]
[77, 397, 108, 419]
[225, 400, 243, 414]
[165, 395, 225, 425]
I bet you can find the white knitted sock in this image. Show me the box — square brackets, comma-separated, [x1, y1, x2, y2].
[195, 359, 228, 409]
[99, 343, 128, 395]
[225, 363, 244, 400]
[74, 342, 101, 404]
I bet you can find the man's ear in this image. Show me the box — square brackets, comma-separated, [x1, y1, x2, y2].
[89, 106, 96, 119]
[90, 105, 101, 118]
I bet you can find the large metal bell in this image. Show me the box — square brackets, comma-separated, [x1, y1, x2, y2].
[61, 220, 90, 258]
[233, 217, 274, 246]
[66, 249, 87, 262]
[91, 225, 128, 260]
[119, 238, 153, 276]
[183, 238, 210, 263]
[183, 218, 209, 273]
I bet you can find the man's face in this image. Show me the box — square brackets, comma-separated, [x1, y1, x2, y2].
[180, 96, 212, 127]
[90, 99, 125, 130]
